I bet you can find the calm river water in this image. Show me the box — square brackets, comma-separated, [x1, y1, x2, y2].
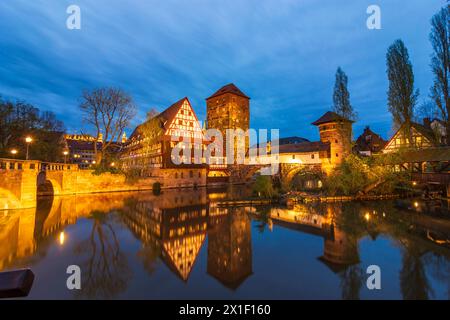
[1, 185, 449, 299]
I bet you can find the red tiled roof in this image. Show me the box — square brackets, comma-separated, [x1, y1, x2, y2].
[312, 111, 353, 126]
[206, 83, 250, 100]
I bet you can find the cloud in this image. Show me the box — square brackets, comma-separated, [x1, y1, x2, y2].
[0, 0, 446, 140]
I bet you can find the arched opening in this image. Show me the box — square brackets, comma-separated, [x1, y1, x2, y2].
[0, 188, 21, 211]
[37, 172, 54, 196]
[286, 167, 323, 191]
[36, 172, 61, 197]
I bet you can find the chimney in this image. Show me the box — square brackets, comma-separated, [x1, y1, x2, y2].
[423, 118, 431, 128]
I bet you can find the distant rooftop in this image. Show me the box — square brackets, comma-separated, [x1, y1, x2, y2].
[279, 136, 310, 145]
[206, 83, 250, 100]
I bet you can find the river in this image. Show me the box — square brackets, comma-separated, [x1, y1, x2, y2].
[0, 185, 449, 299]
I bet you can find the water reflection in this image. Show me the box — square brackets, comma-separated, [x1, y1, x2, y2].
[208, 204, 252, 289]
[0, 189, 449, 299]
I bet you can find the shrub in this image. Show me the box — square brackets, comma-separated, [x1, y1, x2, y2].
[252, 175, 278, 198]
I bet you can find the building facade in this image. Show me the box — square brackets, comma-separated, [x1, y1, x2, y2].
[353, 126, 387, 156]
[206, 83, 250, 162]
[121, 97, 207, 188]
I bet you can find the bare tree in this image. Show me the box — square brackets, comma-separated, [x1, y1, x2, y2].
[80, 88, 136, 164]
[429, 5, 450, 145]
[141, 108, 163, 147]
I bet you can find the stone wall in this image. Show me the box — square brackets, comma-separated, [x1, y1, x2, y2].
[37, 167, 208, 197]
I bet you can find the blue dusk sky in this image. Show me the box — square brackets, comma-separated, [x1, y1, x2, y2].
[0, 0, 447, 141]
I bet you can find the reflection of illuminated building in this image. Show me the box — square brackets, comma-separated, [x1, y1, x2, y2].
[267, 205, 359, 272]
[0, 209, 36, 270]
[207, 208, 253, 290]
[121, 189, 209, 281]
[318, 225, 360, 273]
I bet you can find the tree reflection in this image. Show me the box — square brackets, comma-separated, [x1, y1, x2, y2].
[424, 252, 450, 299]
[74, 210, 131, 299]
[137, 241, 161, 275]
[339, 264, 363, 300]
[400, 247, 432, 300]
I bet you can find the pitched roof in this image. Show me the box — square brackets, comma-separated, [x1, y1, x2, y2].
[384, 146, 450, 163]
[279, 141, 330, 153]
[354, 126, 387, 153]
[312, 111, 353, 126]
[410, 122, 437, 144]
[206, 83, 250, 100]
[159, 97, 188, 124]
[279, 136, 310, 145]
[128, 97, 189, 140]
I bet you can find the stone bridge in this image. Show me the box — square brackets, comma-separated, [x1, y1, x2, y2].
[216, 160, 322, 185]
[0, 159, 79, 210]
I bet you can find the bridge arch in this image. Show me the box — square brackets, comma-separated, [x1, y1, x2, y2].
[0, 188, 21, 211]
[282, 165, 323, 190]
[37, 172, 62, 196]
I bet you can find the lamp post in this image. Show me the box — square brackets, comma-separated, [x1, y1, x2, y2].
[25, 136, 33, 160]
[10, 149, 18, 159]
[63, 150, 69, 164]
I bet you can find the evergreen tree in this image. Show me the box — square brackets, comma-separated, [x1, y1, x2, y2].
[386, 39, 419, 132]
[333, 67, 356, 120]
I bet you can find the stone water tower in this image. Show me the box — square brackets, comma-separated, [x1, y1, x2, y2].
[312, 111, 353, 174]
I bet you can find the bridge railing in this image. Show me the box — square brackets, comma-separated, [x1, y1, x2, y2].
[0, 158, 79, 172]
[39, 162, 79, 172]
[412, 172, 450, 184]
[0, 159, 41, 172]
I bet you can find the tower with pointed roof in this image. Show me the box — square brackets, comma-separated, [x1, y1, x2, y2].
[206, 83, 250, 161]
[312, 111, 353, 173]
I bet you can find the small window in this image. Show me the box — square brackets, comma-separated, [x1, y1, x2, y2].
[335, 139, 338, 143]
[175, 173, 178, 179]
[292, 155, 295, 159]
[311, 154, 315, 159]
[336, 153, 339, 157]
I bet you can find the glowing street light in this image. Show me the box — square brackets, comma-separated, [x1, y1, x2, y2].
[25, 136, 33, 160]
[10, 149, 18, 158]
[63, 150, 69, 164]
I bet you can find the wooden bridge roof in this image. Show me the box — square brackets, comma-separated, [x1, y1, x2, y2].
[397, 147, 450, 163]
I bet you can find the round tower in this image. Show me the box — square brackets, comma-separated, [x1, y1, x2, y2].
[312, 111, 353, 173]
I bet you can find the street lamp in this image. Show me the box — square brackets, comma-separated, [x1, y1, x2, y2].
[63, 150, 69, 164]
[25, 136, 33, 160]
[10, 149, 18, 159]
